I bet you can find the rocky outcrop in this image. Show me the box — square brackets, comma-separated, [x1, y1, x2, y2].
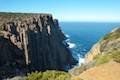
[0, 13, 77, 78]
[85, 43, 101, 63]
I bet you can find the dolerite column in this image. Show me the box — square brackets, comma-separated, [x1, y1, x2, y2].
[22, 29, 29, 65]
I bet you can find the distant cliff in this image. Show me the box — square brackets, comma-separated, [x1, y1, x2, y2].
[0, 13, 77, 78]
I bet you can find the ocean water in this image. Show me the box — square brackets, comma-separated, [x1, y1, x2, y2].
[60, 22, 120, 65]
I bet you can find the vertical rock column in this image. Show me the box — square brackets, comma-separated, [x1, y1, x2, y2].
[22, 29, 29, 65]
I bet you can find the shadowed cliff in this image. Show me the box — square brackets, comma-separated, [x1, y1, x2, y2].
[0, 12, 77, 79]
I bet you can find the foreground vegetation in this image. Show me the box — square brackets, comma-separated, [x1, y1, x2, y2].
[26, 70, 84, 80]
[26, 70, 71, 80]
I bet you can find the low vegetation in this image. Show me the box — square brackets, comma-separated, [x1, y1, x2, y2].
[26, 70, 71, 80]
[112, 50, 120, 63]
[102, 27, 120, 41]
[95, 27, 120, 65]
[94, 50, 120, 66]
[95, 54, 112, 66]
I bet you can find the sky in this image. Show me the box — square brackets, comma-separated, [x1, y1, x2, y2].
[0, 0, 120, 22]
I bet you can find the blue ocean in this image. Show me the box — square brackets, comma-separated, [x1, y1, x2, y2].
[60, 22, 120, 65]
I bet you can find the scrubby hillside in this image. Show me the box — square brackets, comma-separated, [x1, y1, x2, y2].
[71, 27, 120, 80]
[85, 27, 120, 64]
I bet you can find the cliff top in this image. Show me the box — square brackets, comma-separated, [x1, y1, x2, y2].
[0, 12, 53, 28]
[0, 12, 52, 17]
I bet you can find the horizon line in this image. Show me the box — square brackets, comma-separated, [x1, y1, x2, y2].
[0, 11, 120, 23]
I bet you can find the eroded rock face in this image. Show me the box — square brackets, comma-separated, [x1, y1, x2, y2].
[0, 13, 77, 78]
[85, 43, 101, 63]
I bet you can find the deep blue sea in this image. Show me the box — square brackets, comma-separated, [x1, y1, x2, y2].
[60, 22, 120, 65]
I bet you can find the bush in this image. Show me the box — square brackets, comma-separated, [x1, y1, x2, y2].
[102, 28, 120, 41]
[94, 50, 120, 66]
[26, 70, 71, 80]
[112, 51, 120, 63]
[95, 54, 112, 66]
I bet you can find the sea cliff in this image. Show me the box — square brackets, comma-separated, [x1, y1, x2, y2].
[0, 12, 77, 79]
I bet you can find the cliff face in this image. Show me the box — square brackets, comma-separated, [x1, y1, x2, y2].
[0, 36, 24, 67]
[0, 13, 77, 78]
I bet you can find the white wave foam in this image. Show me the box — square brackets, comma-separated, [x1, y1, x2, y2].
[78, 57, 85, 66]
[67, 42, 76, 48]
[65, 34, 70, 38]
[65, 34, 76, 48]
[65, 39, 70, 42]
[77, 54, 85, 66]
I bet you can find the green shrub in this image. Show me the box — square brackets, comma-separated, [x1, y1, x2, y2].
[26, 70, 71, 80]
[102, 28, 120, 41]
[94, 50, 120, 66]
[95, 54, 112, 66]
[112, 51, 120, 63]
